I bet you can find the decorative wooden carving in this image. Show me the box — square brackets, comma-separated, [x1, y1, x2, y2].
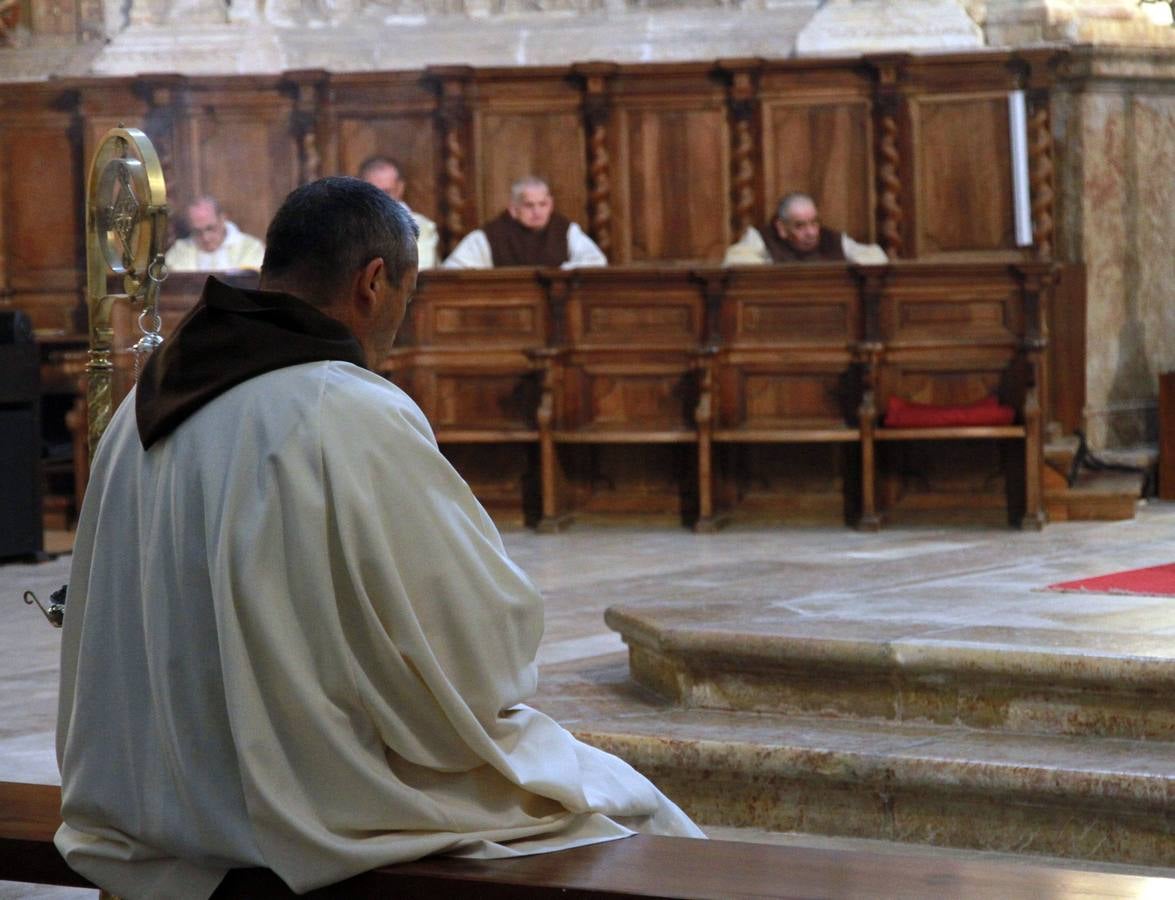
[138, 77, 188, 211]
[868, 56, 907, 259]
[428, 67, 474, 254]
[2, 50, 1067, 335]
[876, 112, 903, 258]
[574, 63, 618, 258]
[693, 346, 717, 532]
[717, 59, 762, 243]
[1028, 94, 1054, 260]
[283, 71, 327, 185]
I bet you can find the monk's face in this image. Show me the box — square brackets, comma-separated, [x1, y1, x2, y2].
[509, 186, 554, 230]
[369, 254, 418, 365]
[187, 201, 227, 253]
[363, 164, 405, 202]
[775, 198, 821, 253]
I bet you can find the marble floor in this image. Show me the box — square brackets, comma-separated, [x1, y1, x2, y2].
[4, 503, 1175, 896]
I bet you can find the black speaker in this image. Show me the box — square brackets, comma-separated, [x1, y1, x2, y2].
[0, 309, 33, 344]
[0, 339, 43, 559]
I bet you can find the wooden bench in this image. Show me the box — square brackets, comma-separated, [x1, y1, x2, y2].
[382, 269, 548, 524]
[860, 262, 1050, 529]
[697, 264, 868, 531]
[64, 263, 1060, 530]
[384, 263, 1058, 530]
[3, 781, 1168, 899]
[533, 268, 709, 531]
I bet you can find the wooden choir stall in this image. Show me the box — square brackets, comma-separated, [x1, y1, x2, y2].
[384, 262, 1053, 531]
[0, 47, 1072, 530]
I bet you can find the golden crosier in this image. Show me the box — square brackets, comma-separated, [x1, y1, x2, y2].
[85, 127, 169, 462]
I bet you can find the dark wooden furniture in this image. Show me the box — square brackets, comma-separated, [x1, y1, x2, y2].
[1161, 372, 1175, 501]
[698, 265, 867, 530]
[4, 781, 1168, 899]
[1, 49, 1077, 438]
[385, 262, 1055, 530]
[387, 269, 547, 522]
[0, 313, 43, 558]
[861, 262, 1051, 529]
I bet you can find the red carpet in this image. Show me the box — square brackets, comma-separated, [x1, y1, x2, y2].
[1047, 563, 1175, 597]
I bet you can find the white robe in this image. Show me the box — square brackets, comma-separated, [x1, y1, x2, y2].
[441, 222, 607, 269]
[722, 225, 889, 266]
[164, 220, 266, 272]
[55, 361, 701, 899]
[409, 209, 439, 270]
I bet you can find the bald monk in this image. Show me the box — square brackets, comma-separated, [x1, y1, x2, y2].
[442, 176, 607, 269]
[55, 176, 702, 900]
[358, 154, 439, 269]
[165, 195, 266, 271]
[724, 191, 888, 265]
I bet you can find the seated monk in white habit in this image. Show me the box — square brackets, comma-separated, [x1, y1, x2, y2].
[55, 176, 702, 899]
[164, 195, 266, 272]
[442, 175, 607, 269]
[724, 191, 888, 265]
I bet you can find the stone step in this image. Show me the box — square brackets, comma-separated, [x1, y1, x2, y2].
[603, 601, 1175, 741]
[533, 656, 1175, 868]
[1042, 440, 1152, 522]
[1046, 471, 1145, 522]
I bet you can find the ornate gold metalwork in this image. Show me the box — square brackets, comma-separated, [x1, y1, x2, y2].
[85, 126, 168, 464]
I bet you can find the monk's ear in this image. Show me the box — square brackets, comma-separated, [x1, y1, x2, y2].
[355, 257, 385, 311]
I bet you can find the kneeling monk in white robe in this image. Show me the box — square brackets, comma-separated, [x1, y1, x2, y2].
[55, 176, 702, 900]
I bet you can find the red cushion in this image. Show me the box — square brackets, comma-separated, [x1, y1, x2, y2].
[883, 394, 1016, 428]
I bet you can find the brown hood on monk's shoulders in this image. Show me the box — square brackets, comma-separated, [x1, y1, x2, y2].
[135, 276, 365, 450]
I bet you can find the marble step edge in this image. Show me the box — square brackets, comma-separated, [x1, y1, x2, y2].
[605, 606, 1175, 692]
[701, 824, 1175, 881]
[573, 722, 1175, 867]
[570, 717, 1175, 813]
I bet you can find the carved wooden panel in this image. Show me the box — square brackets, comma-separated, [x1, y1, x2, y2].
[912, 94, 1016, 257]
[888, 366, 1010, 408]
[761, 100, 873, 242]
[620, 107, 729, 262]
[738, 301, 850, 344]
[722, 267, 861, 347]
[0, 99, 81, 331]
[178, 89, 298, 243]
[740, 369, 851, 426]
[432, 370, 538, 430]
[337, 113, 440, 222]
[410, 270, 548, 346]
[568, 363, 694, 430]
[883, 289, 1021, 344]
[567, 271, 703, 348]
[434, 302, 539, 340]
[475, 111, 587, 227]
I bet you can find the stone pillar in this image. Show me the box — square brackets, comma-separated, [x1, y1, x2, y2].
[1054, 47, 1175, 448]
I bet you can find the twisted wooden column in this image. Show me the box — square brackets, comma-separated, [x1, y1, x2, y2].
[876, 112, 903, 258]
[428, 66, 474, 254]
[1028, 93, 1055, 260]
[868, 56, 907, 259]
[282, 72, 326, 185]
[574, 63, 618, 259]
[717, 59, 762, 244]
[139, 76, 187, 207]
